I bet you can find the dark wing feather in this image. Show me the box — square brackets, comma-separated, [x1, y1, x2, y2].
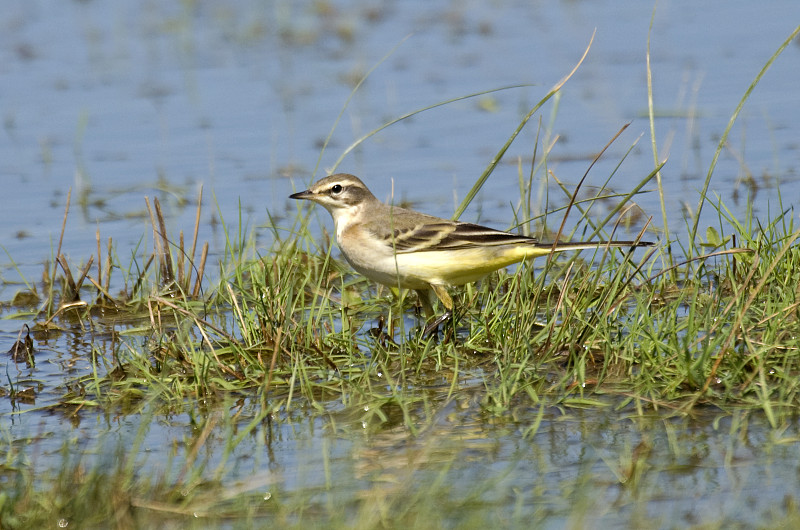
[436, 222, 537, 249]
[375, 220, 537, 253]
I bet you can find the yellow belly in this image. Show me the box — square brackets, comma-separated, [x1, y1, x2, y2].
[343, 244, 549, 289]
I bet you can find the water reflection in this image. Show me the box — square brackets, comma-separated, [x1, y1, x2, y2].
[3, 333, 800, 527]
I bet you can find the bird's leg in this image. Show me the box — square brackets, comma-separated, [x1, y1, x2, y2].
[418, 284, 453, 338]
[414, 288, 435, 321]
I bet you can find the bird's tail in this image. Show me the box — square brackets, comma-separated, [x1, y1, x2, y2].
[543, 240, 654, 252]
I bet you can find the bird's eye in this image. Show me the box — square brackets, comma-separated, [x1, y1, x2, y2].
[331, 184, 343, 194]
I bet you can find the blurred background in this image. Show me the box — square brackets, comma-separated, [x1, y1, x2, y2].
[2, 0, 799, 288]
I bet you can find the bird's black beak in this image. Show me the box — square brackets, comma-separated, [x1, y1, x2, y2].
[289, 189, 314, 200]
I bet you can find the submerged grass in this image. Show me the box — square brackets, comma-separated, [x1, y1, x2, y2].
[3, 23, 800, 529]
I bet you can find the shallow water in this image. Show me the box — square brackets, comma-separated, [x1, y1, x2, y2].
[2, 0, 800, 526]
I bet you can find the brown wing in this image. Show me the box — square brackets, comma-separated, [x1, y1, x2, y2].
[374, 219, 538, 254]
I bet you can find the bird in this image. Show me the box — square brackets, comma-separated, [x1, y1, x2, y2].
[290, 173, 652, 336]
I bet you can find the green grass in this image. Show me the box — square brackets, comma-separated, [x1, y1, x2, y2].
[3, 23, 800, 529]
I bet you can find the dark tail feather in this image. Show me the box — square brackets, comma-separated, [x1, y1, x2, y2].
[541, 240, 654, 252]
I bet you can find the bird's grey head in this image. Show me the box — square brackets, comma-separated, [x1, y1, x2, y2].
[289, 173, 377, 212]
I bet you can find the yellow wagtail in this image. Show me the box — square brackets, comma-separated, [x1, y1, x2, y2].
[290, 173, 652, 335]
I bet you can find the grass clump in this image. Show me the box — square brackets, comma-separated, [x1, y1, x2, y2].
[40, 131, 800, 430]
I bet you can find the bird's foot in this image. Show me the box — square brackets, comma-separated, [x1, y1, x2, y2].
[422, 310, 452, 339]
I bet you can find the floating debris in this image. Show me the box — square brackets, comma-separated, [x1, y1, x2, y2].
[8, 324, 35, 364]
